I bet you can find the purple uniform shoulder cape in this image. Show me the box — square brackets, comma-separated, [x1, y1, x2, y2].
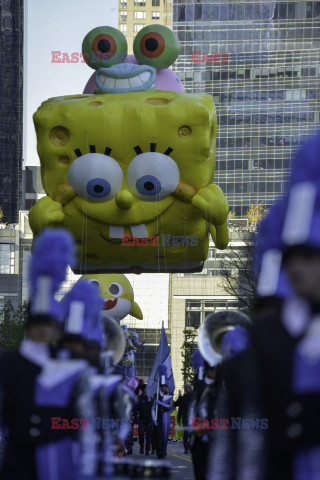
[34, 358, 97, 480]
[89, 373, 124, 479]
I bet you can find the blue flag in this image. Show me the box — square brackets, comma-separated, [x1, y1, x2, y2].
[146, 322, 175, 397]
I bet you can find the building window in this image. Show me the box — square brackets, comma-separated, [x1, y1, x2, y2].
[119, 24, 127, 32]
[133, 329, 165, 378]
[195, 4, 202, 20]
[120, 0, 127, 8]
[134, 0, 146, 6]
[120, 11, 127, 21]
[135, 345, 158, 377]
[185, 300, 239, 327]
[134, 11, 146, 19]
[152, 0, 160, 6]
[193, 71, 202, 82]
[185, 310, 201, 328]
[185, 301, 201, 327]
[301, 67, 316, 77]
[134, 24, 144, 32]
[152, 11, 160, 19]
[0, 244, 12, 274]
[178, 5, 185, 21]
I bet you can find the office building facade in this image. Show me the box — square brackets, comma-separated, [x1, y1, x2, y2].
[173, 0, 320, 216]
[0, 224, 20, 309]
[0, 0, 23, 223]
[118, 0, 173, 53]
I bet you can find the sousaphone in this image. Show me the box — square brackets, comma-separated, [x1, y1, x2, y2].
[101, 311, 126, 365]
[198, 310, 251, 366]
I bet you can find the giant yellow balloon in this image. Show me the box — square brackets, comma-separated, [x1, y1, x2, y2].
[29, 91, 229, 273]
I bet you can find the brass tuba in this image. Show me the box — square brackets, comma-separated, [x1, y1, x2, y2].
[101, 312, 126, 365]
[198, 310, 251, 366]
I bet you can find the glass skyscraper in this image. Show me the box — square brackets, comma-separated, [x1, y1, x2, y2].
[173, 0, 320, 216]
[0, 0, 23, 223]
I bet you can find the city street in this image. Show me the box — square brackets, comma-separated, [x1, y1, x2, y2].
[129, 439, 194, 480]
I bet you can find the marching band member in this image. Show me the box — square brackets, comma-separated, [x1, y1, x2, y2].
[152, 364, 173, 459]
[34, 279, 101, 480]
[0, 229, 74, 480]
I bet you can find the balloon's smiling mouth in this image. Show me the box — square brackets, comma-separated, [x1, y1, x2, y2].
[104, 298, 118, 310]
[100, 234, 123, 244]
[98, 71, 153, 90]
[95, 64, 157, 94]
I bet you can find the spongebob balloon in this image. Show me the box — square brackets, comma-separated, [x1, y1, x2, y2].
[82, 274, 143, 322]
[29, 26, 229, 274]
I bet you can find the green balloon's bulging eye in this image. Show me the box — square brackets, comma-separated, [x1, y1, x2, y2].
[133, 25, 180, 70]
[82, 26, 128, 70]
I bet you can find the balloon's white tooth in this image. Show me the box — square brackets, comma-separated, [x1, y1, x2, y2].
[129, 76, 142, 88]
[114, 78, 130, 88]
[139, 72, 150, 84]
[130, 224, 148, 238]
[109, 225, 124, 238]
[104, 76, 116, 88]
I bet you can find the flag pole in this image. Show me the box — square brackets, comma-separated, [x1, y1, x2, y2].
[155, 321, 165, 420]
[155, 376, 160, 420]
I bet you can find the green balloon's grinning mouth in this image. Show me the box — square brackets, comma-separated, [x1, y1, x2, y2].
[98, 71, 153, 90]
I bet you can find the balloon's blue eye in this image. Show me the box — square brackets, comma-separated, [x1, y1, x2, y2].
[136, 175, 161, 197]
[86, 178, 111, 198]
[68, 153, 123, 203]
[127, 152, 180, 202]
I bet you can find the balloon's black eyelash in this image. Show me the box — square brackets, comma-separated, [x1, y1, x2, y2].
[74, 146, 112, 158]
[133, 144, 174, 156]
[134, 145, 143, 155]
[164, 147, 173, 156]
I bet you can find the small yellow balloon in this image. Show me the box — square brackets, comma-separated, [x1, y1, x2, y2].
[81, 273, 143, 322]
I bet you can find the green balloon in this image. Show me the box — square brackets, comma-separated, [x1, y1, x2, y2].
[82, 26, 128, 70]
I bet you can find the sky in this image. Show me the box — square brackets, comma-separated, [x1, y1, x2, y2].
[24, 0, 118, 166]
